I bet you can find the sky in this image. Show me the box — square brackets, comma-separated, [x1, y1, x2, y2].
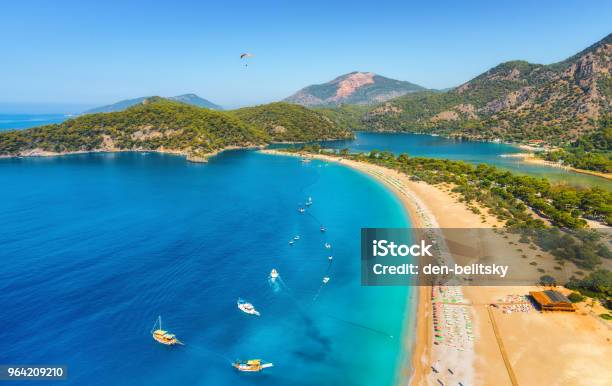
[0, 0, 611, 112]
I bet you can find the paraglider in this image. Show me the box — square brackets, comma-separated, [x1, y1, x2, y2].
[240, 53, 254, 67]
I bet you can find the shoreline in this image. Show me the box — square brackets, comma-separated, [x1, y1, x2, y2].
[260, 149, 483, 386]
[0, 145, 261, 163]
[503, 152, 612, 181]
[259, 149, 432, 384]
[262, 149, 612, 386]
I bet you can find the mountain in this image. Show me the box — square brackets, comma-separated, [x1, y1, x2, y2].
[283, 72, 426, 107]
[363, 33, 612, 143]
[83, 93, 222, 114]
[168, 94, 223, 110]
[0, 99, 351, 161]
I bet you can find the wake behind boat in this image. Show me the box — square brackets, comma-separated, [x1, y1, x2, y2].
[232, 359, 273, 372]
[270, 269, 279, 279]
[237, 298, 260, 316]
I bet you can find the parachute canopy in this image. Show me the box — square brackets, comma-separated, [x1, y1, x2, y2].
[240, 53, 254, 67]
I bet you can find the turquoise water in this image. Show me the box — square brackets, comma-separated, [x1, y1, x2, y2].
[323, 132, 611, 189]
[0, 151, 411, 385]
[0, 114, 70, 131]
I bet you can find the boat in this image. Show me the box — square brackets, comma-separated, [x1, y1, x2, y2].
[232, 359, 274, 372]
[298, 207, 305, 213]
[324, 243, 331, 249]
[151, 316, 183, 346]
[289, 240, 294, 245]
[237, 298, 260, 316]
[328, 256, 333, 261]
[270, 269, 279, 279]
[294, 235, 300, 240]
[301, 158, 311, 163]
[322, 277, 330, 284]
[320, 226, 326, 232]
[305, 197, 313, 206]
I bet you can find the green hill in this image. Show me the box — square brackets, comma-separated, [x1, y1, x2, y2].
[0, 99, 351, 160]
[230, 102, 353, 142]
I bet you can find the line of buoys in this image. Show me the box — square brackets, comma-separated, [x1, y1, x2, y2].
[324, 315, 395, 340]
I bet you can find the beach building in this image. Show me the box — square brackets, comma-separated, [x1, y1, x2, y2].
[529, 290, 576, 312]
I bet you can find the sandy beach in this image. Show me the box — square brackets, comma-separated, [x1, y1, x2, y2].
[262, 149, 612, 386]
[504, 152, 612, 181]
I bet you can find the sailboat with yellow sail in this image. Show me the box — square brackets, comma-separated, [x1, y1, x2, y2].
[151, 315, 184, 346]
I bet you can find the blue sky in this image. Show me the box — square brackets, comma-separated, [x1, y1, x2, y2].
[0, 0, 610, 111]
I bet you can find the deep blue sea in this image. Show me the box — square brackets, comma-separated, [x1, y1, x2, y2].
[0, 151, 411, 386]
[0, 114, 70, 131]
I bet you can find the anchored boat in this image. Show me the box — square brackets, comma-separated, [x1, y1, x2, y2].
[151, 316, 183, 346]
[324, 243, 331, 249]
[305, 197, 313, 206]
[237, 298, 260, 316]
[233, 359, 273, 372]
[323, 277, 330, 284]
[270, 269, 279, 279]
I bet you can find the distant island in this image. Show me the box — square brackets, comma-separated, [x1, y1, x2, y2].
[83, 93, 223, 114]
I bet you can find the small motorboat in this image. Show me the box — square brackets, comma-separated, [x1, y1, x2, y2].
[270, 269, 279, 279]
[294, 235, 300, 240]
[232, 359, 274, 372]
[301, 158, 311, 163]
[328, 256, 333, 261]
[298, 207, 305, 213]
[322, 277, 330, 284]
[320, 226, 326, 232]
[151, 316, 183, 346]
[289, 240, 294, 245]
[305, 197, 313, 206]
[324, 243, 331, 249]
[237, 298, 260, 316]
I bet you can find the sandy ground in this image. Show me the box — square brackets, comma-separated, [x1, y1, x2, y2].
[262, 150, 612, 386]
[503, 152, 612, 181]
